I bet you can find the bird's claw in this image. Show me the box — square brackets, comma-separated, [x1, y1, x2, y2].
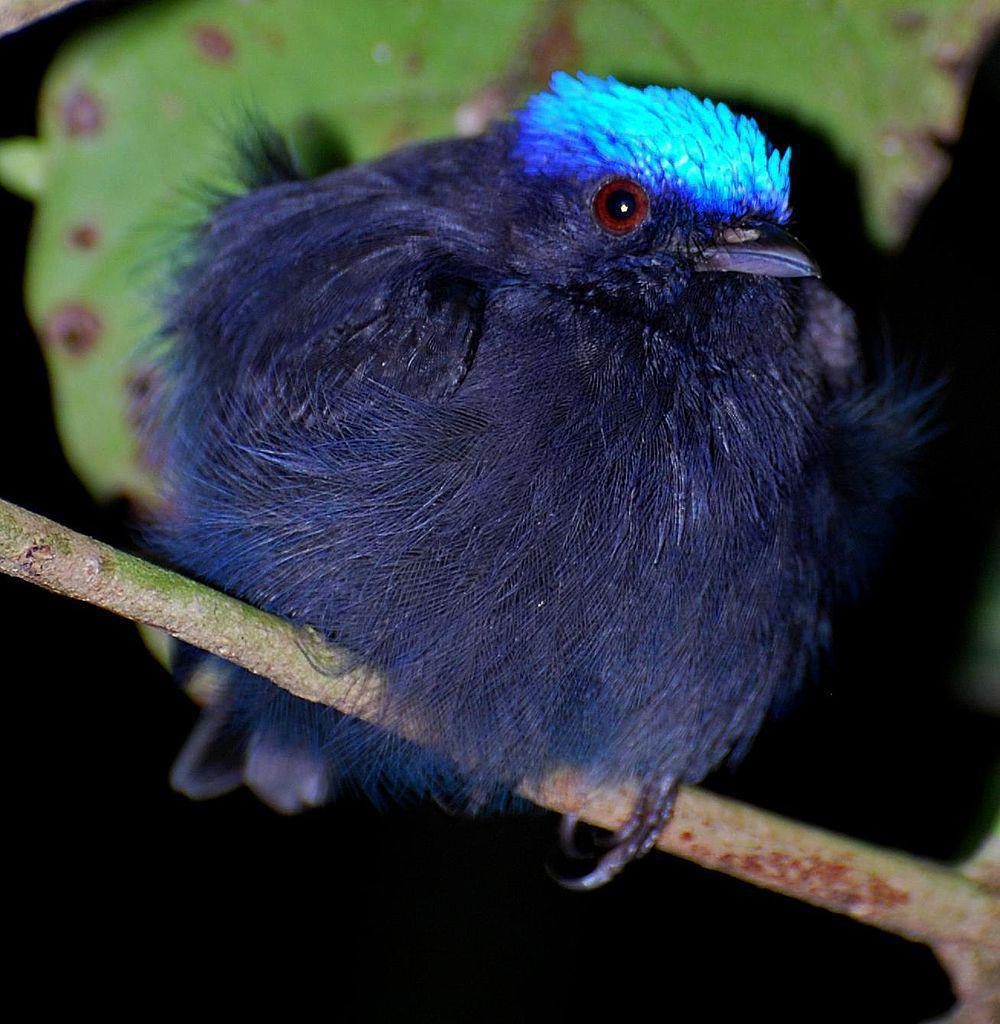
[557, 812, 594, 860]
[550, 775, 678, 890]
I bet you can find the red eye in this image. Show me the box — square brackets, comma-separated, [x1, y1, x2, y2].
[592, 178, 650, 234]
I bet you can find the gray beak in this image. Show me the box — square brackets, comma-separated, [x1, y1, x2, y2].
[693, 223, 820, 279]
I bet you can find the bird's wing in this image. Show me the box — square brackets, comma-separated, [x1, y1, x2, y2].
[319, 274, 486, 401]
[162, 163, 492, 409]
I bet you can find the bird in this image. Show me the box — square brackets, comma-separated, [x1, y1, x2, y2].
[144, 71, 920, 888]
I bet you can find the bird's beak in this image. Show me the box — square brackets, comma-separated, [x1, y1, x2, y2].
[693, 223, 820, 279]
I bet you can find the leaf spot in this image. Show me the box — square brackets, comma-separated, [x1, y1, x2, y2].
[192, 24, 236, 63]
[42, 304, 102, 355]
[67, 222, 100, 250]
[60, 89, 104, 137]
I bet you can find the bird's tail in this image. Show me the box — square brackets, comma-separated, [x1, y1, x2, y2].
[169, 647, 333, 814]
[168, 644, 502, 814]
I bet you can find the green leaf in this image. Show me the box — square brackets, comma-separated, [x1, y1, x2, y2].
[5, 0, 994, 503]
[957, 532, 1000, 715]
[0, 137, 47, 198]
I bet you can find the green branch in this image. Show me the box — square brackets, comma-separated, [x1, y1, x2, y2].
[1, 495, 997, 1016]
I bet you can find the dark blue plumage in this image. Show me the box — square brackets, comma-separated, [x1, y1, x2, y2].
[145, 74, 919, 886]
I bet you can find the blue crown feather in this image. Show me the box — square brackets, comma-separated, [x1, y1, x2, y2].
[514, 71, 792, 223]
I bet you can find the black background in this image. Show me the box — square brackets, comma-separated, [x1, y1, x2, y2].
[1, 6, 997, 1021]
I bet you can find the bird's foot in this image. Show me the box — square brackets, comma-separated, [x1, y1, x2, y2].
[551, 775, 678, 890]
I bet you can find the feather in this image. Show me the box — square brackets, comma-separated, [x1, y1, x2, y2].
[142, 76, 924, 884]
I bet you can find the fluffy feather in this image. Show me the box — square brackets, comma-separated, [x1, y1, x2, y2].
[144, 75, 921, 878]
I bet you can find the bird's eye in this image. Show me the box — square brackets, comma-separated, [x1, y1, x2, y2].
[592, 178, 650, 234]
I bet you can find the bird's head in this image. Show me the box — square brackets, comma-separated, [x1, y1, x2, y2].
[498, 72, 817, 322]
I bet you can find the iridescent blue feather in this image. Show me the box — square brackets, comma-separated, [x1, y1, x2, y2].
[514, 71, 791, 222]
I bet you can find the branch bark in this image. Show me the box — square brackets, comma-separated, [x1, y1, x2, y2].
[1, 495, 997, 1007]
[0, 0, 87, 38]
